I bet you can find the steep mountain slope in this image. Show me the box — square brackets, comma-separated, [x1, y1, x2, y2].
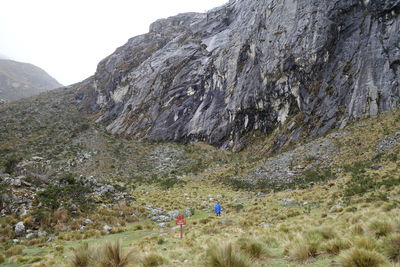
[75, 0, 400, 150]
[1, 85, 400, 266]
[0, 59, 62, 103]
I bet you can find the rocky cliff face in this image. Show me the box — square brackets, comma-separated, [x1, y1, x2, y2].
[76, 0, 400, 150]
[0, 59, 62, 103]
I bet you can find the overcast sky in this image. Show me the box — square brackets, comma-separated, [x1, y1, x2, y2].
[0, 0, 227, 85]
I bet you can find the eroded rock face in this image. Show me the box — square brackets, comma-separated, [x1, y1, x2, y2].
[76, 0, 400, 149]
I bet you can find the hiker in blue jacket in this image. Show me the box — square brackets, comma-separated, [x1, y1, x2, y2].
[214, 201, 222, 216]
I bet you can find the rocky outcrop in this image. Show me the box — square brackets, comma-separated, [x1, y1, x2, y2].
[75, 0, 400, 149]
[0, 59, 62, 102]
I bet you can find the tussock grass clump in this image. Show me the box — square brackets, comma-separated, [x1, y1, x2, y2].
[353, 236, 379, 251]
[70, 241, 133, 267]
[99, 241, 132, 267]
[286, 226, 337, 262]
[236, 238, 269, 259]
[287, 237, 319, 262]
[70, 243, 92, 267]
[263, 236, 279, 248]
[338, 248, 387, 267]
[305, 226, 337, 240]
[381, 233, 400, 262]
[322, 238, 352, 255]
[367, 219, 395, 238]
[0, 254, 5, 264]
[207, 243, 251, 267]
[140, 253, 165, 267]
[351, 224, 365, 235]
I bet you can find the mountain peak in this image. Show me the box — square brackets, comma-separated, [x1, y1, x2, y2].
[0, 59, 62, 102]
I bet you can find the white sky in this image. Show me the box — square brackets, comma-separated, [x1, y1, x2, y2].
[0, 0, 228, 85]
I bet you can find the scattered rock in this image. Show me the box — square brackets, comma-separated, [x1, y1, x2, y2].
[83, 219, 93, 225]
[25, 233, 36, 239]
[150, 208, 163, 216]
[282, 199, 297, 207]
[103, 225, 112, 231]
[158, 223, 166, 228]
[14, 222, 25, 236]
[375, 134, 400, 153]
[12, 239, 19, 243]
[47, 237, 55, 242]
[329, 204, 344, 213]
[167, 211, 180, 219]
[152, 215, 171, 223]
[184, 209, 193, 217]
[38, 230, 47, 237]
[259, 222, 273, 227]
[256, 192, 265, 198]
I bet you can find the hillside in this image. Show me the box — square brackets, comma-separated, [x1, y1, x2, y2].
[1, 0, 400, 266]
[0, 59, 62, 103]
[0, 86, 400, 266]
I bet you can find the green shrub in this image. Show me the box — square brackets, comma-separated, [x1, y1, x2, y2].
[59, 172, 76, 185]
[207, 243, 251, 267]
[338, 248, 387, 267]
[37, 184, 93, 211]
[4, 157, 20, 174]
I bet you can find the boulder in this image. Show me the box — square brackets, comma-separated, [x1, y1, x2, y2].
[259, 222, 273, 227]
[38, 230, 47, 237]
[152, 215, 171, 223]
[282, 199, 297, 207]
[184, 209, 193, 217]
[14, 222, 25, 236]
[150, 209, 163, 216]
[103, 225, 112, 231]
[167, 211, 180, 219]
[26, 233, 36, 239]
[83, 219, 93, 225]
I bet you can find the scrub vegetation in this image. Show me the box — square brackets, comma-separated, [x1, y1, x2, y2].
[0, 89, 400, 266]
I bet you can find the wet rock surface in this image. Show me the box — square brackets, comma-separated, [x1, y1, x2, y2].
[75, 0, 400, 149]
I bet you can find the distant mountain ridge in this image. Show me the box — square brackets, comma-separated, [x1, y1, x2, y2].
[0, 59, 62, 103]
